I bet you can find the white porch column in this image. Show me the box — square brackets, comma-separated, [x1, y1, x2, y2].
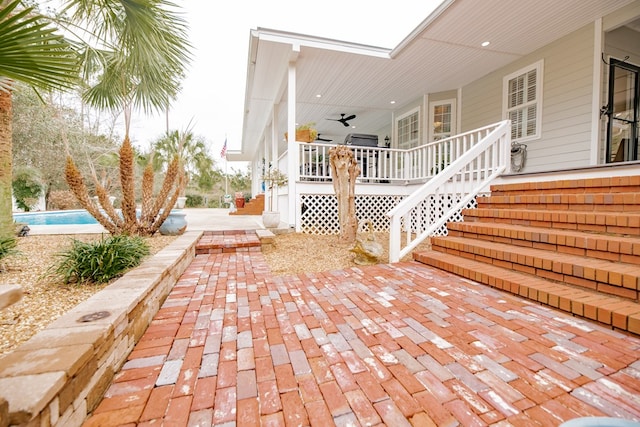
[590, 18, 603, 166]
[271, 107, 279, 172]
[287, 57, 298, 229]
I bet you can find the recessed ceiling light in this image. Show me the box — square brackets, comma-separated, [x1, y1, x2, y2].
[316, 94, 322, 98]
[481, 41, 490, 47]
[390, 100, 396, 104]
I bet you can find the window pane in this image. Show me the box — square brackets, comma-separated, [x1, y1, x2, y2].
[505, 62, 541, 141]
[527, 69, 537, 102]
[509, 110, 523, 139]
[398, 111, 419, 147]
[526, 105, 537, 136]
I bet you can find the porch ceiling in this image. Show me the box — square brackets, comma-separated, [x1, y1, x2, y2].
[235, 0, 635, 161]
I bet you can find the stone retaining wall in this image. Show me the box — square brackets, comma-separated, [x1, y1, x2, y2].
[0, 231, 202, 427]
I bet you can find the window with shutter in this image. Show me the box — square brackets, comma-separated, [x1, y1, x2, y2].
[503, 60, 543, 142]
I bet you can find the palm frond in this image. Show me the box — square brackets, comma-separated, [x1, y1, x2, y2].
[62, 0, 193, 115]
[0, 0, 79, 92]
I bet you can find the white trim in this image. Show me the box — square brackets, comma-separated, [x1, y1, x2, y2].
[502, 59, 544, 143]
[287, 61, 297, 228]
[254, 28, 391, 58]
[590, 18, 603, 165]
[423, 94, 429, 144]
[456, 87, 462, 135]
[395, 107, 421, 149]
[428, 98, 457, 141]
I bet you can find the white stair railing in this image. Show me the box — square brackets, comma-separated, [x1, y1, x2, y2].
[387, 120, 511, 262]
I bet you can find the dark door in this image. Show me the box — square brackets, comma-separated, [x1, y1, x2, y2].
[605, 59, 640, 163]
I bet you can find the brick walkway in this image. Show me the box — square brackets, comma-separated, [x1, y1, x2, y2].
[84, 232, 640, 426]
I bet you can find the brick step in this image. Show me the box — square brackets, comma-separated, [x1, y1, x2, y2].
[413, 250, 640, 335]
[490, 175, 640, 196]
[430, 235, 640, 301]
[447, 221, 640, 265]
[477, 192, 640, 212]
[231, 194, 264, 216]
[462, 208, 640, 237]
[195, 230, 262, 255]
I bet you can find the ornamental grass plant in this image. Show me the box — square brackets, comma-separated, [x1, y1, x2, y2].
[47, 234, 150, 284]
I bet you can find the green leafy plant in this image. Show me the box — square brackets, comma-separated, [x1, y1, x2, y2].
[49, 235, 150, 284]
[12, 167, 43, 211]
[186, 194, 204, 207]
[261, 168, 288, 212]
[0, 236, 18, 264]
[297, 122, 318, 141]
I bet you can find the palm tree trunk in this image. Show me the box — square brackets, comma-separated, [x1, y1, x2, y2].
[0, 89, 13, 239]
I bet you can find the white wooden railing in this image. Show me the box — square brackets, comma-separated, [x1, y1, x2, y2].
[386, 120, 511, 262]
[298, 124, 507, 183]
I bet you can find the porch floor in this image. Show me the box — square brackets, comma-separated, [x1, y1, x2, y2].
[84, 231, 640, 426]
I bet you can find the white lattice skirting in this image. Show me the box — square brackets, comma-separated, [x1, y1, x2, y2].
[299, 194, 478, 235]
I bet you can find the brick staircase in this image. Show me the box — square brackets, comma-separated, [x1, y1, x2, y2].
[230, 193, 264, 215]
[195, 229, 275, 254]
[414, 175, 640, 335]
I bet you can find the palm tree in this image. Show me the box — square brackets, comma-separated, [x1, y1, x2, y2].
[61, 0, 193, 235]
[152, 129, 216, 194]
[0, 0, 78, 238]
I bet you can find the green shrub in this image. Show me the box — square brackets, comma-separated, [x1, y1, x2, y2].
[185, 194, 203, 207]
[12, 167, 43, 212]
[49, 235, 150, 284]
[0, 236, 18, 263]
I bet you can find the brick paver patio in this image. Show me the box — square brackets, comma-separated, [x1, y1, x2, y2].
[84, 232, 640, 426]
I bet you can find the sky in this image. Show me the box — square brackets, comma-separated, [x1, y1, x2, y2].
[127, 0, 443, 165]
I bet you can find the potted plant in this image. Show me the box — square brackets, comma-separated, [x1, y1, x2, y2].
[285, 122, 318, 143]
[261, 167, 288, 228]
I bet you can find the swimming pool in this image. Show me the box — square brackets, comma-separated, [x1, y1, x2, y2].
[13, 210, 99, 226]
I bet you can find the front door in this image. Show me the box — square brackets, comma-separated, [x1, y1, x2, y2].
[605, 58, 640, 163]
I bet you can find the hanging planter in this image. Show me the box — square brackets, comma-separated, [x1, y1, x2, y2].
[284, 122, 317, 143]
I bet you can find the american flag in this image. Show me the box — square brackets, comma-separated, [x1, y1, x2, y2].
[220, 138, 227, 159]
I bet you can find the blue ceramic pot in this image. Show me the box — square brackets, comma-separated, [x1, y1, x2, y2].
[159, 210, 187, 235]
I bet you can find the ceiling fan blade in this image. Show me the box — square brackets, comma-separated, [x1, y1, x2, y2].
[344, 114, 356, 121]
[342, 121, 350, 127]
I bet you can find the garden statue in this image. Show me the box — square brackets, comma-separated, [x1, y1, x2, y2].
[350, 219, 383, 265]
[329, 145, 359, 242]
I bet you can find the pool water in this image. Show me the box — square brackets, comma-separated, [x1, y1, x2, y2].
[13, 210, 99, 226]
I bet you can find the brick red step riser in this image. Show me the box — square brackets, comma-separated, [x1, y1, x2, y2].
[430, 237, 640, 302]
[232, 195, 265, 215]
[463, 212, 640, 237]
[491, 187, 640, 196]
[477, 204, 640, 212]
[413, 252, 640, 335]
[446, 228, 640, 266]
[195, 230, 262, 254]
[489, 176, 640, 195]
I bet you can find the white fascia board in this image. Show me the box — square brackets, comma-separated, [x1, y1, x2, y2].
[391, 0, 456, 58]
[253, 27, 391, 58]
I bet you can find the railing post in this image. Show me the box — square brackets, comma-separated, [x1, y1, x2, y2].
[389, 215, 401, 263]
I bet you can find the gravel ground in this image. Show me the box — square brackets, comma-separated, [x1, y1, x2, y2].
[0, 230, 427, 355]
[262, 231, 427, 275]
[0, 233, 177, 355]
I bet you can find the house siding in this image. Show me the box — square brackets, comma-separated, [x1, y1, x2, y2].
[461, 23, 596, 173]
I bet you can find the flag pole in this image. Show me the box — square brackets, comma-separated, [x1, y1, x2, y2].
[221, 136, 228, 198]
